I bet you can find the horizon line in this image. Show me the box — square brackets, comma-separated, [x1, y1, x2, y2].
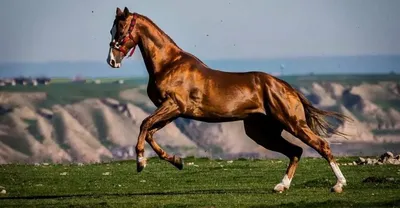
[2, 71, 398, 80]
[1, 54, 400, 65]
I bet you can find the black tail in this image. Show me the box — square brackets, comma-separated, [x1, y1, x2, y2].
[296, 91, 353, 139]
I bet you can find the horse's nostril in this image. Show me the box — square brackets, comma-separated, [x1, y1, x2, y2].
[111, 59, 115, 66]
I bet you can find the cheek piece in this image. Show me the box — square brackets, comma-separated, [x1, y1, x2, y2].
[109, 14, 138, 58]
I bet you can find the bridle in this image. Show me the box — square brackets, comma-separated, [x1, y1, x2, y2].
[109, 13, 138, 58]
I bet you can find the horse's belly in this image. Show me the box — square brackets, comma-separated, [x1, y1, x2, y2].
[186, 98, 265, 122]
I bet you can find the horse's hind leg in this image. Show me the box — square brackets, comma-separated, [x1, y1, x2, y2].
[244, 115, 303, 193]
[287, 124, 346, 193]
[264, 86, 347, 193]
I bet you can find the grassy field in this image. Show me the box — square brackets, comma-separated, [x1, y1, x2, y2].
[0, 77, 147, 108]
[0, 157, 399, 208]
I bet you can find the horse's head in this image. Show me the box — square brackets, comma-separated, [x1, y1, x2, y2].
[107, 7, 140, 68]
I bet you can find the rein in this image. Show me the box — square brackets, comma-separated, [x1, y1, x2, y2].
[110, 13, 138, 58]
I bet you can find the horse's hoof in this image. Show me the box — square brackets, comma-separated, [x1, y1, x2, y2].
[136, 157, 147, 173]
[331, 184, 343, 193]
[172, 155, 184, 170]
[273, 183, 288, 193]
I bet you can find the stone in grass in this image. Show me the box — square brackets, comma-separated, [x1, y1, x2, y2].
[366, 158, 373, 165]
[0, 186, 6, 195]
[380, 152, 394, 162]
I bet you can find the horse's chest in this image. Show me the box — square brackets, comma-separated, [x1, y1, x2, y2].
[147, 83, 167, 107]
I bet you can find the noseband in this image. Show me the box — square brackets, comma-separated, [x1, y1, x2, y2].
[110, 13, 138, 58]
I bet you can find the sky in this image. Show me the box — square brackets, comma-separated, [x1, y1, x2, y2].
[1, 0, 400, 64]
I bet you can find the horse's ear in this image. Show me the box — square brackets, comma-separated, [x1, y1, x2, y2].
[116, 7, 123, 16]
[123, 7, 130, 17]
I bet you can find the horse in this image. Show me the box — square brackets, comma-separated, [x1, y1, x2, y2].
[106, 7, 352, 193]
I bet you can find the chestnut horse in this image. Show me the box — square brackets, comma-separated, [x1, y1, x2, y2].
[107, 7, 352, 193]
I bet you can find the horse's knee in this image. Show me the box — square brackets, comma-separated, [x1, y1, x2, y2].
[140, 117, 153, 131]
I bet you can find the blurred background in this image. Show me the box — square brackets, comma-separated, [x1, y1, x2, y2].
[0, 0, 399, 164]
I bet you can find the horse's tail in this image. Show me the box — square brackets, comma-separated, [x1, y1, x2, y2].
[296, 91, 353, 139]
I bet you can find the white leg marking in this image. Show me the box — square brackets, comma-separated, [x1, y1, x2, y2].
[138, 156, 146, 163]
[274, 174, 292, 193]
[281, 174, 292, 187]
[138, 156, 147, 167]
[330, 162, 346, 185]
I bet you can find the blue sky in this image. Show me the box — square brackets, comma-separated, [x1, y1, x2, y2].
[1, 0, 400, 64]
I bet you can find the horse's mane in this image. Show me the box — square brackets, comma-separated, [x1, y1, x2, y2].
[137, 14, 180, 48]
[136, 13, 209, 68]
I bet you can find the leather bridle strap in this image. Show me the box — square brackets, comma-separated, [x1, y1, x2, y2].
[110, 13, 138, 57]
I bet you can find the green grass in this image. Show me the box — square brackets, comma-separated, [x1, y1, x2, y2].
[372, 129, 400, 136]
[1, 157, 399, 207]
[374, 100, 400, 112]
[281, 74, 400, 86]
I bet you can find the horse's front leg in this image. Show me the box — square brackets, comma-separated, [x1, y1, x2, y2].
[146, 122, 184, 170]
[135, 99, 180, 172]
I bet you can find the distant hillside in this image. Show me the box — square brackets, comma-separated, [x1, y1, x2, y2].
[1, 55, 399, 78]
[0, 74, 400, 164]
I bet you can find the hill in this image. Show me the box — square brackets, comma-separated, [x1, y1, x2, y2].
[0, 74, 400, 164]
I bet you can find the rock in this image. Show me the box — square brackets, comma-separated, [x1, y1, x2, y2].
[0, 186, 6, 194]
[358, 157, 366, 163]
[377, 162, 383, 165]
[387, 158, 396, 164]
[353, 161, 357, 166]
[367, 158, 373, 165]
[395, 155, 400, 160]
[386, 152, 394, 158]
[380, 152, 394, 161]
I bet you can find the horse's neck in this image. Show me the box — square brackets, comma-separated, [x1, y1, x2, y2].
[137, 17, 181, 77]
